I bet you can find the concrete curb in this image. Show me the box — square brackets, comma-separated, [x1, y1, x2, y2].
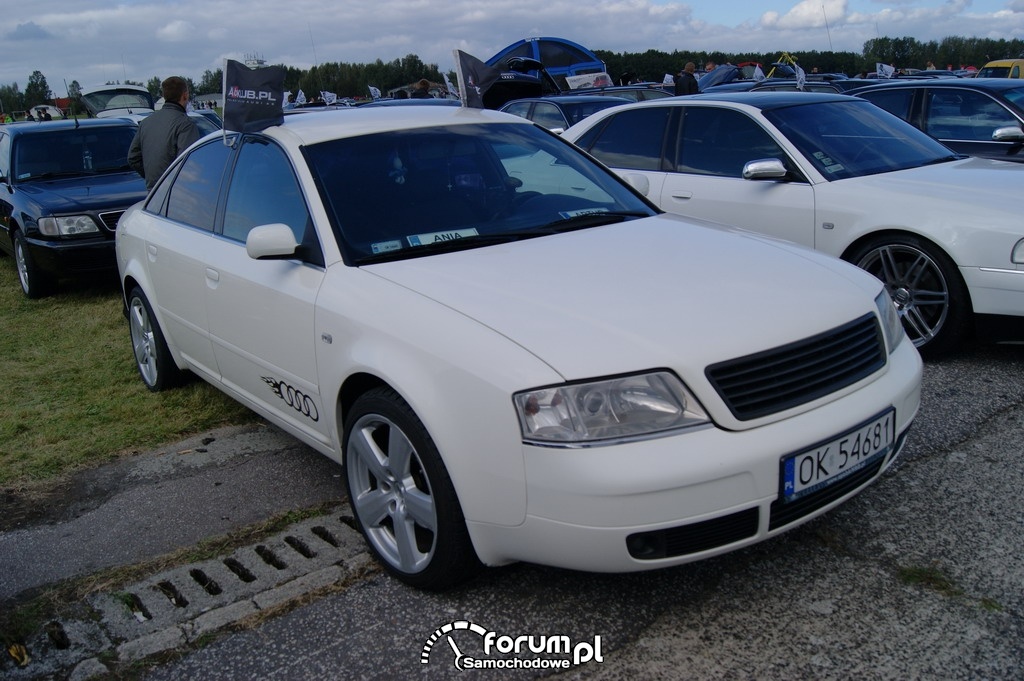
[2, 513, 377, 680]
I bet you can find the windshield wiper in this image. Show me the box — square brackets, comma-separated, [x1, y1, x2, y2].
[353, 212, 651, 265]
[95, 164, 135, 174]
[29, 171, 88, 180]
[920, 154, 964, 166]
[539, 211, 648, 232]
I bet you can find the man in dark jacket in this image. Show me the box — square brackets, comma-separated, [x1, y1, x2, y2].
[128, 76, 200, 188]
[674, 62, 699, 96]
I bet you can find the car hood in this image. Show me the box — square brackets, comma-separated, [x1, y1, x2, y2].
[365, 214, 883, 382]
[846, 156, 1022, 205]
[17, 173, 148, 212]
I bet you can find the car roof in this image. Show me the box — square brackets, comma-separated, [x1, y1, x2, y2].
[0, 117, 137, 136]
[358, 98, 462, 107]
[255, 106, 532, 146]
[503, 95, 632, 106]
[846, 77, 1024, 94]
[680, 90, 857, 109]
[570, 84, 672, 93]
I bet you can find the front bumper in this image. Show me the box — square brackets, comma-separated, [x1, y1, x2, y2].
[24, 233, 116, 277]
[466, 337, 922, 572]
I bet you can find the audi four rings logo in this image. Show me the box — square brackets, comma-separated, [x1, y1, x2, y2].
[261, 377, 320, 422]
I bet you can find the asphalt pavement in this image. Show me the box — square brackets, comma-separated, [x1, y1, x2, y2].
[1, 344, 1022, 680]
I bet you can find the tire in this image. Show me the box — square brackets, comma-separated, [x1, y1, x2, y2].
[127, 286, 183, 391]
[343, 387, 481, 590]
[13, 231, 55, 298]
[847, 234, 971, 357]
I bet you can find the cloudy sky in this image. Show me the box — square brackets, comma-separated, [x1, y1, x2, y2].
[4, 0, 1023, 92]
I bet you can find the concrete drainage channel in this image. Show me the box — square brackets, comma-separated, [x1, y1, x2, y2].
[3, 513, 377, 680]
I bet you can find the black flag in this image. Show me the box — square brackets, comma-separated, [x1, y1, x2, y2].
[453, 50, 503, 109]
[222, 59, 286, 132]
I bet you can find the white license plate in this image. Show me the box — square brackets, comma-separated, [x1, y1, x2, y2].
[782, 409, 895, 502]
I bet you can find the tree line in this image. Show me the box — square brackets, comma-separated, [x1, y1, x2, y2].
[4, 34, 1023, 114]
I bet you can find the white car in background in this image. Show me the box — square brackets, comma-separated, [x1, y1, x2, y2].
[562, 92, 1024, 356]
[116, 106, 921, 589]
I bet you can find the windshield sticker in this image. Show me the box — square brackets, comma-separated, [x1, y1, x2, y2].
[557, 208, 609, 219]
[371, 240, 404, 254]
[407, 228, 479, 246]
[812, 151, 845, 174]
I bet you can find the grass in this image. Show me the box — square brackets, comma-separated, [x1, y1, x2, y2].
[897, 562, 963, 598]
[0, 258, 257, 487]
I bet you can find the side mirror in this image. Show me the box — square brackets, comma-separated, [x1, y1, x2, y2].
[992, 126, 1024, 143]
[246, 223, 298, 259]
[622, 173, 650, 196]
[742, 158, 788, 180]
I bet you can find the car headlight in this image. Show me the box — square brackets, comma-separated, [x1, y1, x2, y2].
[875, 289, 905, 354]
[514, 371, 710, 446]
[38, 215, 100, 237]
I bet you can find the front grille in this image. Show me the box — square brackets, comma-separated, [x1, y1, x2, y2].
[706, 313, 885, 421]
[98, 210, 126, 232]
[627, 507, 759, 560]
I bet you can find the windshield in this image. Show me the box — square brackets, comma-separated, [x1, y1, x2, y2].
[764, 99, 958, 179]
[14, 127, 138, 181]
[305, 123, 655, 263]
[1002, 86, 1024, 109]
[976, 67, 1010, 78]
[81, 88, 154, 115]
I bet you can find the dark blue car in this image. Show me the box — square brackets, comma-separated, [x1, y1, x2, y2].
[0, 118, 148, 297]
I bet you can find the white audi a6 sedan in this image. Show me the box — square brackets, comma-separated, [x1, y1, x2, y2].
[116, 106, 921, 590]
[562, 92, 1024, 357]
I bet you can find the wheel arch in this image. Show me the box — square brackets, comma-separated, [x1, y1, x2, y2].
[839, 227, 974, 309]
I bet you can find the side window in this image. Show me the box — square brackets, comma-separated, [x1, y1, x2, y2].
[531, 102, 568, 130]
[859, 90, 913, 120]
[164, 140, 232, 231]
[502, 102, 532, 120]
[0, 133, 9, 179]
[676, 107, 786, 178]
[222, 138, 321, 265]
[578, 107, 671, 170]
[928, 90, 1017, 141]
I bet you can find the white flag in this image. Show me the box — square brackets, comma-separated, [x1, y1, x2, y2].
[368, 85, 381, 99]
[753, 65, 766, 82]
[663, 73, 675, 85]
[794, 64, 806, 90]
[295, 89, 306, 105]
[321, 91, 337, 105]
[442, 73, 458, 99]
[876, 63, 896, 79]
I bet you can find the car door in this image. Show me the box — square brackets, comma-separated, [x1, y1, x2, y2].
[578, 105, 816, 248]
[203, 136, 332, 446]
[141, 139, 233, 380]
[920, 88, 1023, 161]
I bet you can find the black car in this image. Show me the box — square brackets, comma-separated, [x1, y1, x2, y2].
[848, 78, 1024, 162]
[0, 118, 148, 297]
[499, 95, 631, 132]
